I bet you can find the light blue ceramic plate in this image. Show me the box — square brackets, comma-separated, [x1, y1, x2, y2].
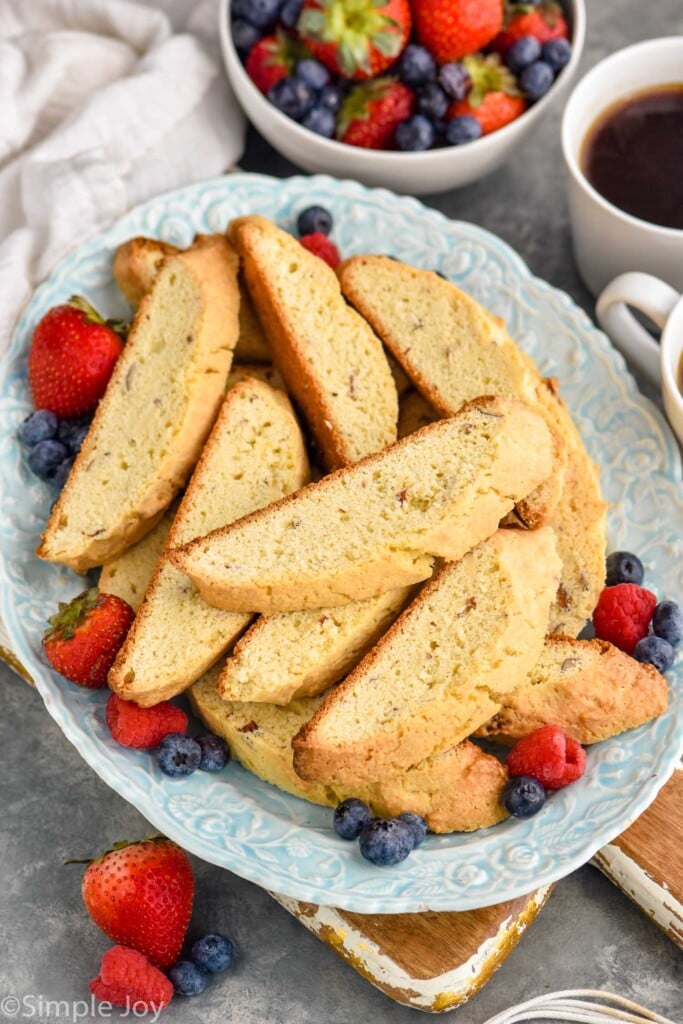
[1, 174, 681, 914]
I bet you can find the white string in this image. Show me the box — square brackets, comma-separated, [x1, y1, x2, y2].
[482, 991, 679, 1024]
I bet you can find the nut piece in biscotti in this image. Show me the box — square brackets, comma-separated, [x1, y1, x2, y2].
[188, 667, 508, 833]
[228, 216, 398, 470]
[99, 505, 177, 611]
[108, 379, 310, 707]
[216, 585, 415, 705]
[37, 235, 241, 573]
[113, 235, 271, 363]
[292, 527, 562, 787]
[536, 378, 607, 636]
[338, 255, 567, 529]
[475, 635, 668, 745]
[168, 397, 555, 614]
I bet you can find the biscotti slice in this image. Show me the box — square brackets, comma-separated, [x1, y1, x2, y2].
[338, 256, 566, 528]
[113, 235, 271, 363]
[169, 397, 555, 613]
[397, 390, 438, 439]
[189, 668, 508, 833]
[216, 585, 415, 705]
[108, 379, 310, 706]
[476, 636, 667, 745]
[228, 216, 398, 469]
[38, 235, 241, 572]
[99, 505, 176, 611]
[536, 379, 607, 635]
[292, 527, 561, 786]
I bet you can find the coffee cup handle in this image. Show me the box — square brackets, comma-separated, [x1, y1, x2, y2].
[596, 272, 681, 388]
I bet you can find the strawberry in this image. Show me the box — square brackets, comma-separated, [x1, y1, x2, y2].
[106, 692, 189, 749]
[28, 296, 126, 418]
[43, 588, 134, 689]
[337, 77, 414, 149]
[412, 0, 503, 64]
[298, 0, 411, 80]
[299, 232, 341, 268]
[90, 946, 173, 1011]
[447, 53, 525, 135]
[245, 29, 309, 94]
[490, 2, 568, 54]
[79, 837, 194, 969]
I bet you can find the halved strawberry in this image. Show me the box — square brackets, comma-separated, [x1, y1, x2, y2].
[298, 0, 411, 81]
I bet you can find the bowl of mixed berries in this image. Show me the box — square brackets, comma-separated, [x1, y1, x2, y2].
[219, 0, 585, 194]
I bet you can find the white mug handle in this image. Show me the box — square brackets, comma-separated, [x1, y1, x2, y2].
[596, 272, 681, 388]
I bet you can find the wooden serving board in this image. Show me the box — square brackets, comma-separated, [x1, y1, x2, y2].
[2, 621, 680, 1011]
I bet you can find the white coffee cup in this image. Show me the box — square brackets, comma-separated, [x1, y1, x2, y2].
[561, 37, 683, 297]
[596, 272, 683, 446]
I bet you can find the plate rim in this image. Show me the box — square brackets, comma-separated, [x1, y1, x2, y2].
[1, 171, 681, 913]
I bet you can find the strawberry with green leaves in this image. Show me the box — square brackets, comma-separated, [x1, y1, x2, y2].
[490, 2, 568, 54]
[298, 0, 411, 81]
[43, 588, 134, 688]
[28, 296, 126, 419]
[245, 29, 310, 94]
[412, 0, 503, 64]
[77, 837, 194, 970]
[337, 77, 413, 148]
[448, 53, 526, 135]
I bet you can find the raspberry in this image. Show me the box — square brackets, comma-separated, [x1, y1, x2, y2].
[506, 725, 586, 790]
[89, 946, 173, 1011]
[106, 693, 188, 749]
[299, 232, 341, 268]
[592, 583, 657, 654]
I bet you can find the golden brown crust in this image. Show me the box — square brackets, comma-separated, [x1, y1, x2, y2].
[475, 636, 668, 745]
[37, 234, 241, 572]
[228, 216, 398, 470]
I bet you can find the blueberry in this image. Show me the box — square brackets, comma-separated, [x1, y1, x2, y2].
[359, 818, 415, 866]
[27, 439, 68, 482]
[398, 812, 428, 847]
[197, 733, 231, 772]
[396, 114, 435, 152]
[156, 733, 201, 777]
[19, 409, 58, 447]
[333, 798, 372, 840]
[416, 82, 449, 120]
[505, 35, 541, 74]
[232, 0, 281, 29]
[296, 58, 330, 91]
[519, 61, 554, 101]
[232, 18, 262, 53]
[541, 38, 572, 72]
[57, 415, 90, 455]
[318, 85, 342, 113]
[438, 62, 471, 101]
[191, 933, 235, 974]
[653, 600, 683, 646]
[605, 551, 644, 587]
[52, 456, 75, 490]
[633, 635, 675, 673]
[168, 961, 207, 996]
[268, 76, 315, 120]
[302, 105, 336, 137]
[503, 776, 546, 817]
[396, 44, 436, 87]
[297, 204, 333, 236]
[280, 0, 302, 29]
[445, 115, 482, 146]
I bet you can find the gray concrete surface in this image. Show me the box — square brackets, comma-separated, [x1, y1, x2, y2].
[2, 0, 683, 1020]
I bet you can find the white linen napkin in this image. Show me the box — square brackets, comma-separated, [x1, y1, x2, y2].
[0, 0, 244, 357]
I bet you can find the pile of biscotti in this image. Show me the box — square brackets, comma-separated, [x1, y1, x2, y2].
[38, 217, 668, 833]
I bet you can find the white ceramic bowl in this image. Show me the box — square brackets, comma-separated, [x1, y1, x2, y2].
[219, 0, 585, 195]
